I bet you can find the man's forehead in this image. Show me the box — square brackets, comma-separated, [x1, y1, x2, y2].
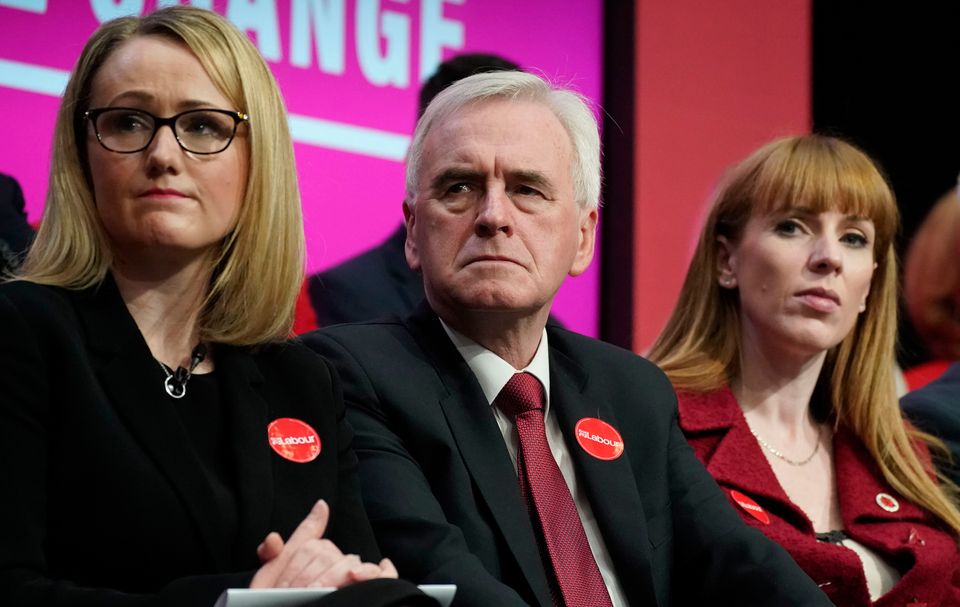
[418, 99, 571, 177]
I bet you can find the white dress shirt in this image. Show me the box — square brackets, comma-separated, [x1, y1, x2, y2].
[441, 321, 629, 607]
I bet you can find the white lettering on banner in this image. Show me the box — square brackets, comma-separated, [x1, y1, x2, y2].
[80, 0, 464, 86]
[89, 0, 143, 22]
[356, 0, 410, 87]
[290, 0, 345, 73]
[577, 428, 623, 449]
[0, 58, 67, 95]
[0, 0, 48, 13]
[226, 0, 282, 61]
[419, 0, 463, 83]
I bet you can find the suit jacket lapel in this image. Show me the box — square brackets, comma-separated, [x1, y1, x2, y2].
[548, 345, 659, 606]
[406, 304, 553, 607]
[73, 277, 232, 570]
[216, 344, 274, 560]
[678, 388, 816, 529]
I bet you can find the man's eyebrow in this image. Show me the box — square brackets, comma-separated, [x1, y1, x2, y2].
[429, 168, 483, 191]
[508, 170, 552, 190]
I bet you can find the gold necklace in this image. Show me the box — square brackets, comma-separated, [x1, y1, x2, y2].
[749, 425, 822, 466]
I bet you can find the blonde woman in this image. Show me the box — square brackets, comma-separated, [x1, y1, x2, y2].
[0, 7, 406, 606]
[650, 135, 960, 606]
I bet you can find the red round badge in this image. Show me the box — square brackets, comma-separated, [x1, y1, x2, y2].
[730, 490, 770, 525]
[574, 418, 624, 461]
[267, 418, 321, 463]
[876, 492, 900, 513]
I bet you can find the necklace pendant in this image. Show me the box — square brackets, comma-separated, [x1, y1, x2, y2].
[164, 375, 187, 399]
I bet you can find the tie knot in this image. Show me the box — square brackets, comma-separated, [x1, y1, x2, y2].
[497, 372, 545, 420]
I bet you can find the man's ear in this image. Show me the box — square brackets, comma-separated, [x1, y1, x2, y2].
[402, 200, 421, 272]
[716, 235, 738, 289]
[569, 207, 598, 277]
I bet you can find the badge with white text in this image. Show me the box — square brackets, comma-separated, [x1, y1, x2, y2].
[876, 492, 900, 513]
[268, 418, 321, 463]
[575, 417, 624, 460]
[730, 490, 770, 525]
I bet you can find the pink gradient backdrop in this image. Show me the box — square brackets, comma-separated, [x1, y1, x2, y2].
[0, 0, 602, 335]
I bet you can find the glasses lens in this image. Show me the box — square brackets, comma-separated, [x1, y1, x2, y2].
[176, 110, 238, 154]
[96, 109, 155, 153]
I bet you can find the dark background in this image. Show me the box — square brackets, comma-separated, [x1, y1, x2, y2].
[812, 2, 958, 367]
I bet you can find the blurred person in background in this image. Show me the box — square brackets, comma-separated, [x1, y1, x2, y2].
[0, 173, 34, 275]
[901, 184, 960, 486]
[902, 184, 960, 387]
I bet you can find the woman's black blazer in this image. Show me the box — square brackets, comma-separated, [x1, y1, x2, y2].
[0, 277, 378, 606]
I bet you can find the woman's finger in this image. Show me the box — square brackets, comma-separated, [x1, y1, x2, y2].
[276, 538, 343, 588]
[256, 532, 284, 564]
[377, 557, 399, 579]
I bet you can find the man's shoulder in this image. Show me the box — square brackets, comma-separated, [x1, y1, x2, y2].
[546, 325, 665, 376]
[546, 326, 676, 414]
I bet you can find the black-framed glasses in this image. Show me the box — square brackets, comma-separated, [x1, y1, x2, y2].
[84, 107, 250, 155]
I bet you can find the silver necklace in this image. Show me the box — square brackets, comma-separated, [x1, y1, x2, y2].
[156, 344, 207, 399]
[749, 425, 822, 466]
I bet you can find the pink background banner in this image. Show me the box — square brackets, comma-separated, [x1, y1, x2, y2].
[0, 0, 603, 335]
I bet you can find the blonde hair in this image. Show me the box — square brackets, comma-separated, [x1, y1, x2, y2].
[19, 6, 303, 345]
[904, 187, 960, 360]
[650, 134, 960, 535]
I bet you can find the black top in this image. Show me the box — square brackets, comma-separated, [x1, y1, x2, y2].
[169, 371, 240, 559]
[0, 277, 379, 607]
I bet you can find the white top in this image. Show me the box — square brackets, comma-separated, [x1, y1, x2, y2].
[837, 536, 900, 601]
[440, 321, 628, 607]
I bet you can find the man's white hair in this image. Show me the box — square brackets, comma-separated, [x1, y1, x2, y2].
[405, 71, 601, 209]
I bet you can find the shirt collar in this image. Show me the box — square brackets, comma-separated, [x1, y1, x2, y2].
[440, 320, 551, 411]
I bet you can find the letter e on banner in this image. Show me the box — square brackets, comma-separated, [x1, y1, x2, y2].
[575, 417, 624, 461]
[268, 418, 321, 463]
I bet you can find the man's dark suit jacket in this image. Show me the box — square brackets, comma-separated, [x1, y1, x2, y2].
[302, 303, 830, 607]
[308, 226, 424, 327]
[902, 362, 960, 486]
[0, 278, 379, 607]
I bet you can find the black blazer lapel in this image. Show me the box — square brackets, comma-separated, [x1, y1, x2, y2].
[406, 304, 553, 607]
[215, 344, 274, 561]
[73, 278, 232, 571]
[549, 346, 659, 606]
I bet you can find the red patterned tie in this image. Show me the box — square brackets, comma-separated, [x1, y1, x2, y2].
[496, 372, 613, 607]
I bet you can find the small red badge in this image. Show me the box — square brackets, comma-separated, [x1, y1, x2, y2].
[267, 418, 321, 463]
[876, 492, 900, 513]
[575, 418, 624, 460]
[730, 490, 770, 525]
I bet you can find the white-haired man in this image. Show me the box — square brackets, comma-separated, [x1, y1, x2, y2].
[303, 72, 829, 607]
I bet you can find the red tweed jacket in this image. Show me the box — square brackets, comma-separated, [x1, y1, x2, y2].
[677, 387, 960, 607]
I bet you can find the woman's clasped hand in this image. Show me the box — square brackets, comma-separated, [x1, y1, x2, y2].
[251, 500, 397, 589]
